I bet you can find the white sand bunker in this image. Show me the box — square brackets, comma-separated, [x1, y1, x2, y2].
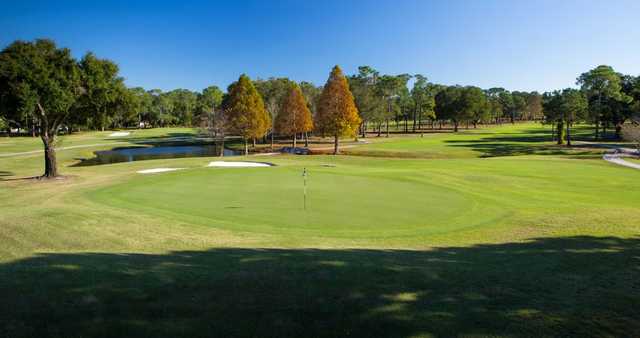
[109, 131, 130, 137]
[208, 161, 273, 168]
[137, 168, 185, 174]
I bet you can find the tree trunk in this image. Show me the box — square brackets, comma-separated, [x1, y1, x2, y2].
[615, 123, 622, 139]
[453, 121, 459, 132]
[333, 134, 339, 155]
[361, 121, 366, 138]
[566, 121, 571, 147]
[220, 135, 225, 157]
[244, 138, 248, 155]
[252, 138, 256, 148]
[293, 133, 297, 148]
[412, 107, 417, 132]
[386, 119, 389, 138]
[270, 132, 274, 150]
[41, 134, 58, 178]
[557, 121, 565, 145]
[304, 132, 309, 147]
[594, 120, 599, 140]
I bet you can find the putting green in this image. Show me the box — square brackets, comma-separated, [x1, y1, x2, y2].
[88, 163, 510, 238]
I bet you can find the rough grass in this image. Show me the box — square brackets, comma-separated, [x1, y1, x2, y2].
[1, 122, 639, 337]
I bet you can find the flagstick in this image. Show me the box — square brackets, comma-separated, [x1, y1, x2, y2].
[303, 167, 307, 211]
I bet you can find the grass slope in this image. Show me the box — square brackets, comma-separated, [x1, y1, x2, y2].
[0, 123, 639, 337]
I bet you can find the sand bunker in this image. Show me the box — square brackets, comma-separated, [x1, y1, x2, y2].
[137, 168, 185, 174]
[109, 132, 130, 137]
[208, 161, 272, 168]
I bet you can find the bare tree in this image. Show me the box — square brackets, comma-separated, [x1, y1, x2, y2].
[199, 106, 227, 156]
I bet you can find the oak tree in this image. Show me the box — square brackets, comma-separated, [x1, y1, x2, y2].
[0, 39, 81, 177]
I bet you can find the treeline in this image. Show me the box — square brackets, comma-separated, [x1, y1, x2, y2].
[543, 65, 640, 145]
[348, 66, 544, 136]
[0, 40, 361, 176]
[1, 39, 639, 177]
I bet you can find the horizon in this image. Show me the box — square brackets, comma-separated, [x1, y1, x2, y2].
[2, 0, 640, 93]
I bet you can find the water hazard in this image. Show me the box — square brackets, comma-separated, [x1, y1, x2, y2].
[75, 145, 239, 166]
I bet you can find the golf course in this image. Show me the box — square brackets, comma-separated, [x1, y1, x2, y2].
[3, 3, 640, 334]
[1, 122, 639, 337]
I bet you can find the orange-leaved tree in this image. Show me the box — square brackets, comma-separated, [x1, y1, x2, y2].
[274, 83, 314, 148]
[315, 66, 361, 154]
[223, 74, 271, 155]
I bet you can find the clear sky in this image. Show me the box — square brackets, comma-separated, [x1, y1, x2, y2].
[2, 0, 639, 93]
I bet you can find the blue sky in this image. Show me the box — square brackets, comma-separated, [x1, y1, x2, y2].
[2, 0, 639, 92]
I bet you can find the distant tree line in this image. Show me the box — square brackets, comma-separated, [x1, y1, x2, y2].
[1, 39, 639, 177]
[542, 65, 640, 145]
[347, 66, 546, 136]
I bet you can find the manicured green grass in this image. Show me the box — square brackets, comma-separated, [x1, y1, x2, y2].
[87, 156, 638, 241]
[1, 123, 639, 337]
[349, 123, 607, 159]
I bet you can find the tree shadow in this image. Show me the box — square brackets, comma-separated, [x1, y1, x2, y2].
[445, 141, 603, 158]
[0, 171, 46, 182]
[1, 236, 638, 337]
[442, 128, 618, 158]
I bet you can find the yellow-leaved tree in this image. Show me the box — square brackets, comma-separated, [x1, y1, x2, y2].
[274, 83, 314, 148]
[223, 74, 271, 154]
[315, 66, 361, 154]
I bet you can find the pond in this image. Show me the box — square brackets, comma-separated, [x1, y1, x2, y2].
[75, 145, 239, 166]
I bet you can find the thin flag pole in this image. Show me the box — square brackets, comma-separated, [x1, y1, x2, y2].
[303, 167, 307, 210]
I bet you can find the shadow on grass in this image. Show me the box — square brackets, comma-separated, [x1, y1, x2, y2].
[442, 127, 619, 158]
[444, 141, 604, 158]
[1, 236, 638, 337]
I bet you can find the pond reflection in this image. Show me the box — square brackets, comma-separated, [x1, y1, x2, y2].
[75, 145, 239, 166]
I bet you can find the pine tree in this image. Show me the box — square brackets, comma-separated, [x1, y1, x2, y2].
[315, 66, 361, 154]
[274, 83, 314, 148]
[223, 74, 271, 154]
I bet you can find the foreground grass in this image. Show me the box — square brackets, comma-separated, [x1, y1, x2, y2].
[1, 123, 639, 337]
